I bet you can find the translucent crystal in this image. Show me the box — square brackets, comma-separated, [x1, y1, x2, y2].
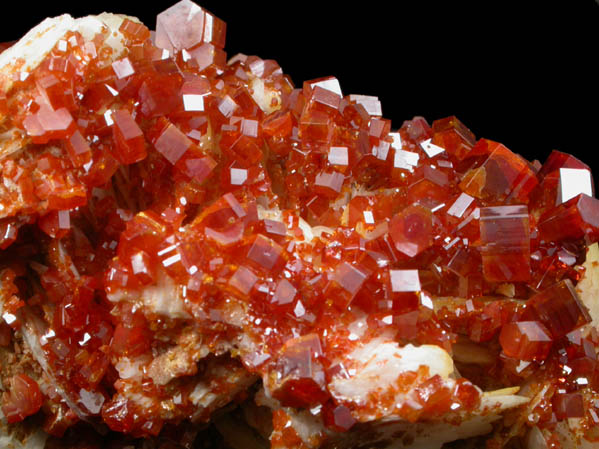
[499, 321, 553, 361]
[460, 140, 539, 203]
[523, 280, 591, 338]
[479, 205, 530, 282]
[155, 0, 226, 54]
[389, 205, 433, 257]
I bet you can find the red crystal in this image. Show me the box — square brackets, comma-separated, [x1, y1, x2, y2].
[552, 393, 585, 420]
[155, 0, 226, 54]
[538, 194, 599, 243]
[1, 374, 43, 424]
[322, 403, 356, 432]
[431, 116, 476, 160]
[314, 171, 345, 198]
[65, 129, 92, 167]
[499, 321, 553, 361]
[460, 140, 538, 203]
[247, 234, 285, 271]
[112, 109, 147, 164]
[330, 261, 369, 307]
[111, 324, 150, 358]
[1, 2, 599, 444]
[152, 119, 193, 165]
[271, 334, 328, 408]
[523, 280, 591, 339]
[538, 150, 591, 178]
[23, 104, 75, 144]
[389, 205, 433, 257]
[479, 205, 530, 282]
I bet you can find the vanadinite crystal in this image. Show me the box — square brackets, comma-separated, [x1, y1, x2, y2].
[1, 2, 599, 448]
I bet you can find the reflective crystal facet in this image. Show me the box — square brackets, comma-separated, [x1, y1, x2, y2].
[479, 205, 530, 282]
[523, 280, 591, 338]
[460, 140, 539, 203]
[499, 321, 553, 361]
[156, 0, 226, 53]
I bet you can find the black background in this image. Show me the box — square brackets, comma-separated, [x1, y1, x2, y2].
[1, 1, 597, 168]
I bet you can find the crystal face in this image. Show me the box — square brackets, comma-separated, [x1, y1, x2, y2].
[479, 205, 530, 282]
[1, 2, 599, 447]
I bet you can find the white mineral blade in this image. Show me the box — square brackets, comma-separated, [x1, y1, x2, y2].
[328, 340, 455, 422]
[0, 15, 77, 91]
[576, 242, 599, 326]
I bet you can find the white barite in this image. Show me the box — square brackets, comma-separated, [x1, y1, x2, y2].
[249, 76, 281, 115]
[266, 335, 528, 449]
[107, 271, 192, 319]
[0, 429, 48, 449]
[114, 357, 146, 380]
[0, 13, 134, 92]
[189, 382, 218, 407]
[576, 242, 599, 326]
[554, 419, 598, 449]
[329, 340, 455, 421]
[325, 401, 528, 449]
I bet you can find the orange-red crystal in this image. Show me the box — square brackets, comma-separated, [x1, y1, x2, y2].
[1, 1, 599, 444]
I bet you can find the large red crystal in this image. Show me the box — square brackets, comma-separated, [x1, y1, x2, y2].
[270, 334, 329, 408]
[538, 194, 599, 243]
[522, 280, 591, 339]
[479, 205, 530, 282]
[499, 321, 553, 361]
[460, 140, 538, 203]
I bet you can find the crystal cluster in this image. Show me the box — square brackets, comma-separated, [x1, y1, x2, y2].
[1, 1, 599, 448]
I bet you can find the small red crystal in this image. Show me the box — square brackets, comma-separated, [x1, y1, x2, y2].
[112, 109, 147, 164]
[1, 374, 43, 424]
[389, 205, 433, 258]
[552, 393, 585, 420]
[431, 116, 476, 160]
[322, 403, 356, 432]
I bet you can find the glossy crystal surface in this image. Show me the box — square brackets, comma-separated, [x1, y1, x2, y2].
[1, 2, 599, 447]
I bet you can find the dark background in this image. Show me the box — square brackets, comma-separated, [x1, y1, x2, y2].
[1, 1, 597, 167]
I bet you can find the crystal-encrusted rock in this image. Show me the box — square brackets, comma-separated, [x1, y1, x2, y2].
[0, 3, 599, 447]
